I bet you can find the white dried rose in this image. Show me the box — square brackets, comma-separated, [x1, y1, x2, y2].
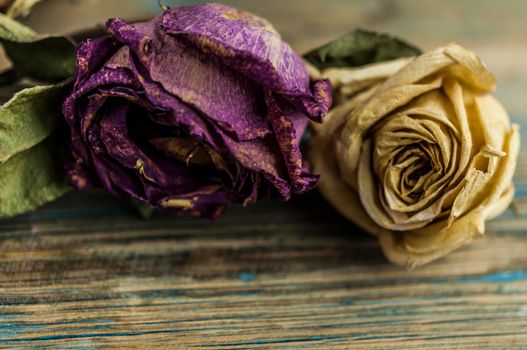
[310, 43, 520, 267]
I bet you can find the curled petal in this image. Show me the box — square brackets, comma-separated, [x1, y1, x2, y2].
[379, 125, 519, 267]
[161, 3, 331, 121]
[265, 91, 319, 194]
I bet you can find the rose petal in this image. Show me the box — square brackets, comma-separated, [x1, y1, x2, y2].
[264, 91, 319, 193]
[73, 37, 121, 87]
[379, 125, 519, 267]
[106, 16, 272, 142]
[338, 78, 443, 189]
[218, 128, 291, 199]
[161, 3, 331, 120]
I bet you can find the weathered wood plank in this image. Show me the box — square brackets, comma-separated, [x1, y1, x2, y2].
[1, 170, 527, 349]
[1, 146, 526, 340]
[0, 0, 526, 349]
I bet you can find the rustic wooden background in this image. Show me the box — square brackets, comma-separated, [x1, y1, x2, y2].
[1, 0, 527, 348]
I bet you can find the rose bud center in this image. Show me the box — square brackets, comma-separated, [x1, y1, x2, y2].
[367, 90, 463, 226]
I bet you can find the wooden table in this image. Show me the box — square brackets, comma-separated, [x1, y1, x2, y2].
[1, 1, 527, 348]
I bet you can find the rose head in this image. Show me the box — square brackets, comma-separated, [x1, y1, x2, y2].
[63, 3, 331, 218]
[310, 44, 519, 267]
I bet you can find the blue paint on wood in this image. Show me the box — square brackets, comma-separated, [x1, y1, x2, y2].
[462, 270, 527, 283]
[340, 297, 355, 305]
[0, 323, 46, 339]
[239, 271, 257, 282]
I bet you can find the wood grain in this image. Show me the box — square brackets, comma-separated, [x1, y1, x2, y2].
[1, 1, 527, 349]
[2, 184, 527, 349]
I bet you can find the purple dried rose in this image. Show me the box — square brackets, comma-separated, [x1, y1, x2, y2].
[63, 3, 331, 218]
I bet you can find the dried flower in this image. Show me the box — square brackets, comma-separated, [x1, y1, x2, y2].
[63, 3, 331, 218]
[310, 43, 519, 267]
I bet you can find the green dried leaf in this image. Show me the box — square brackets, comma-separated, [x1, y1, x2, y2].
[0, 137, 69, 218]
[6, 0, 42, 18]
[304, 29, 422, 70]
[0, 13, 76, 82]
[0, 83, 67, 163]
[0, 82, 70, 218]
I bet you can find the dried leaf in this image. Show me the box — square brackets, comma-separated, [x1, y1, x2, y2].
[0, 83, 66, 163]
[304, 29, 421, 70]
[6, 0, 41, 18]
[0, 13, 76, 81]
[0, 137, 69, 218]
[0, 82, 70, 217]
